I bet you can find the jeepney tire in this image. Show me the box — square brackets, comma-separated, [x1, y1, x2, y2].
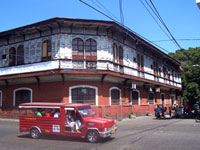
[86, 130, 100, 143]
[30, 128, 41, 139]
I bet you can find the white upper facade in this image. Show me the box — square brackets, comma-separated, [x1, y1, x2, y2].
[0, 18, 182, 88]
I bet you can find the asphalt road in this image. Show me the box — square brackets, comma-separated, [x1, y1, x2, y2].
[0, 117, 200, 150]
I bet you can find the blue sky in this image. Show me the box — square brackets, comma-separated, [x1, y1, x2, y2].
[0, 0, 200, 53]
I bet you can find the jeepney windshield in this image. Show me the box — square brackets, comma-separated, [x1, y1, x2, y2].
[78, 106, 95, 117]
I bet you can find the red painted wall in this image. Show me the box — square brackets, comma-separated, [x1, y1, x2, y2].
[0, 80, 178, 118]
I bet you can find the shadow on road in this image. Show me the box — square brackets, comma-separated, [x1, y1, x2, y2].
[17, 134, 115, 143]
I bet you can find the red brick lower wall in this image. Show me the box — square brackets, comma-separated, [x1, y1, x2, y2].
[0, 108, 19, 119]
[0, 80, 181, 119]
[91, 105, 155, 120]
[0, 105, 156, 119]
[132, 105, 155, 116]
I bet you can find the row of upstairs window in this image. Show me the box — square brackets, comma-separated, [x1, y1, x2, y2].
[2, 37, 179, 79]
[72, 38, 97, 57]
[3, 38, 99, 67]
[4, 40, 51, 67]
[3, 38, 124, 66]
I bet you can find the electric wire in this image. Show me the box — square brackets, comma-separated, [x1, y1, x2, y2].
[79, 0, 170, 53]
[79, 0, 121, 25]
[91, 0, 119, 22]
[147, 0, 182, 49]
[142, 0, 177, 47]
[153, 39, 200, 42]
[139, 0, 172, 44]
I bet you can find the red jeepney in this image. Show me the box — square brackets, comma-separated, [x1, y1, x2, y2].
[19, 103, 117, 143]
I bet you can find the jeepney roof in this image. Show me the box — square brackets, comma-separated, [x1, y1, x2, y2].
[18, 102, 90, 109]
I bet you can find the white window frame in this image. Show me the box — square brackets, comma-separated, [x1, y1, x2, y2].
[69, 85, 98, 106]
[130, 89, 140, 105]
[109, 87, 121, 105]
[160, 93, 165, 104]
[13, 88, 32, 107]
[0, 91, 2, 107]
[148, 92, 155, 104]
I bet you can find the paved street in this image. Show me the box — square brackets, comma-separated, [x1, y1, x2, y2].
[0, 117, 200, 150]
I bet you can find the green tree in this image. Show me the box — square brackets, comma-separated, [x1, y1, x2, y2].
[169, 47, 200, 105]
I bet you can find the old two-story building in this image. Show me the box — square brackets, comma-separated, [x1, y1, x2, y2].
[0, 17, 183, 119]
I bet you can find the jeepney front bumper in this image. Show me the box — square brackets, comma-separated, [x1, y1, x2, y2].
[99, 126, 117, 138]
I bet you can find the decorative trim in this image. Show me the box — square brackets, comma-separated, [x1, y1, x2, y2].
[109, 87, 121, 105]
[148, 92, 155, 105]
[69, 85, 98, 106]
[13, 88, 32, 107]
[130, 89, 140, 105]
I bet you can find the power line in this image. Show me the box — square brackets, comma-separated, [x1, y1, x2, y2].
[79, 0, 170, 53]
[139, 0, 172, 43]
[147, 0, 182, 49]
[91, 0, 119, 22]
[153, 39, 200, 42]
[139, 0, 182, 49]
[79, 0, 121, 24]
[142, 0, 177, 48]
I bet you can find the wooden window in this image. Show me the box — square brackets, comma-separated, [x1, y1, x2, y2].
[137, 54, 144, 68]
[42, 40, 52, 61]
[113, 43, 118, 62]
[17, 45, 24, 65]
[72, 38, 84, 56]
[9, 47, 16, 66]
[141, 55, 144, 68]
[153, 61, 158, 74]
[119, 46, 123, 61]
[137, 54, 140, 67]
[172, 71, 174, 81]
[85, 38, 97, 56]
[111, 89, 120, 105]
[132, 90, 139, 105]
[167, 69, 171, 79]
[163, 66, 167, 78]
[72, 87, 95, 105]
[148, 92, 155, 104]
[15, 89, 31, 106]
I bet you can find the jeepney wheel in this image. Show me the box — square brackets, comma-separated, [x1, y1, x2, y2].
[30, 128, 40, 139]
[86, 130, 100, 143]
